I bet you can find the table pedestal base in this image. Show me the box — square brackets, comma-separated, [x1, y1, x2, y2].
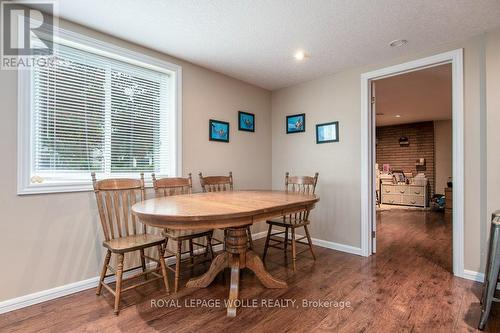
[186, 226, 287, 317]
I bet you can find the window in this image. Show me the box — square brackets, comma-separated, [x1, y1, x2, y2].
[18, 28, 181, 194]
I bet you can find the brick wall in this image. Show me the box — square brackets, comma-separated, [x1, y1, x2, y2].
[376, 121, 435, 195]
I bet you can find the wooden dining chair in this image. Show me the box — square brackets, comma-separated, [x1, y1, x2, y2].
[91, 173, 169, 315]
[152, 173, 214, 293]
[198, 172, 253, 249]
[262, 172, 319, 271]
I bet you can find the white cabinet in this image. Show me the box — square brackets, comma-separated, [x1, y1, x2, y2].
[381, 183, 427, 208]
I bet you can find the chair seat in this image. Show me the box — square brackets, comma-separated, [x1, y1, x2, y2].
[103, 233, 165, 253]
[163, 229, 212, 240]
[266, 217, 310, 227]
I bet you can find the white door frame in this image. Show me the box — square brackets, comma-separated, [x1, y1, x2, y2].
[360, 49, 464, 277]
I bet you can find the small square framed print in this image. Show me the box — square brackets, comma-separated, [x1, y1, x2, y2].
[316, 121, 339, 143]
[286, 113, 305, 134]
[209, 119, 229, 142]
[238, 111, 255, 132]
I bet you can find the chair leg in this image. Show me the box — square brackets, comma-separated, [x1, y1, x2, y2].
[164, 237, 169, 252]
[246, 225, 254, 250]
[291, 227, 297, 271]
[140, 249, 147, 280]
[163, 238, 169, 261]
[303, 225, 316, 260]
[207, 232, 214, 259]
[175, 240, 182, 293]
[204, 236, 209, 258]
[262, 223, 273, 262]
[189, 239, 194, 264]
[158, 238, 169, 272]
[479, 223, 500, 329]
[96, 250, 111, 296]
[189, 239, 195, 275]
[479, 259, 500, 329]
[157, 245, 170, 293]
[114, 253, 124, 315]
[284, 226, 289, 258]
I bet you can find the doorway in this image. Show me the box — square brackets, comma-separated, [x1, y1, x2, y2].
[360, 49, 465, 277]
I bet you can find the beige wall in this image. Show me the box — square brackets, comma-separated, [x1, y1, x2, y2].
[434, 120, 453, 195]
[486, 29, 500, 254]
[272, 33, 493, 273]
[0, 20, 272, 302]
[272, 69, 363, 247]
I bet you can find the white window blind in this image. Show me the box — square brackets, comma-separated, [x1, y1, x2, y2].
[19, 34, 180, 194]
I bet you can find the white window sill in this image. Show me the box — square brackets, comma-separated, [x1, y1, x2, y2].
[17, 179, 157, 195]
[18, 182, 94, 195]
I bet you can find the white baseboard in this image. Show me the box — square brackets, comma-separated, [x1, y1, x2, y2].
[309, 237, 363, 256]
[0, 263, 154, 315]
[270, 230, 363, 257]
[0, 244, 222, 315]
[0, 230, 360, 315]
[462, 269, 485, 283]
[461, 270, 500, 293]
[0, 275, 100, 315]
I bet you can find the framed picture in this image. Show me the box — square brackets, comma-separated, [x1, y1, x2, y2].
[209, 119, 229, 142]
[316, 121, 339, 143]
[238, 111, 255, 132]
[286, 113, 305, 134]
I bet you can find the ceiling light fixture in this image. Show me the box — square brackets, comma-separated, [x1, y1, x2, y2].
[395, 114, 401, 118]
[294, 50, 309, 61]
[389, 39, 408, 47]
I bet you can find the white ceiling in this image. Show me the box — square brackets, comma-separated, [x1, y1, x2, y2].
[52, 0, 500, 90]
[375, 64, 452, 126]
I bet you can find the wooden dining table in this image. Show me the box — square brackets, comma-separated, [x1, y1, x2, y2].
[132, 190, 319, 317]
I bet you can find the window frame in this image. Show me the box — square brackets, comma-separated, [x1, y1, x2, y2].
[17, 25, 182, 195]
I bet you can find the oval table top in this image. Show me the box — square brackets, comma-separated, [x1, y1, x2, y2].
[132, 190, 319, 230]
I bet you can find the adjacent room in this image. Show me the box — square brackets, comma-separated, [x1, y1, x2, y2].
[2, 1, 500, 332]
[374, 64, 453, 272]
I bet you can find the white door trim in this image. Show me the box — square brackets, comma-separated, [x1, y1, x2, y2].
[360, 49, 465, 277]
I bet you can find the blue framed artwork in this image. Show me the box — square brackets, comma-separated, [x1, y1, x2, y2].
[209, 119, 229, 142]
[286, 113, 305, 134]
[238, 111, 255, 132]
[316, 121, 339, 144]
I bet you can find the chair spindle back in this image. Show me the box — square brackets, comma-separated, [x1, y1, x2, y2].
[284, 172, 319, 221]
[199, 172, 233, 192]
[285, 172, 319, 195]
[91, 173, 146, 241]
[152, 173, 193, 197]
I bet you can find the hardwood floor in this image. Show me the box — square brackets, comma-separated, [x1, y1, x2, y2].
[1, 209, 498, 332]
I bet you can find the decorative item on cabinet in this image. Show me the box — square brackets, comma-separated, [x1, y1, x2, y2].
[416, 158, 425, 166]
[447, 177, 453, 188]
[392, 170, 406, 184]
